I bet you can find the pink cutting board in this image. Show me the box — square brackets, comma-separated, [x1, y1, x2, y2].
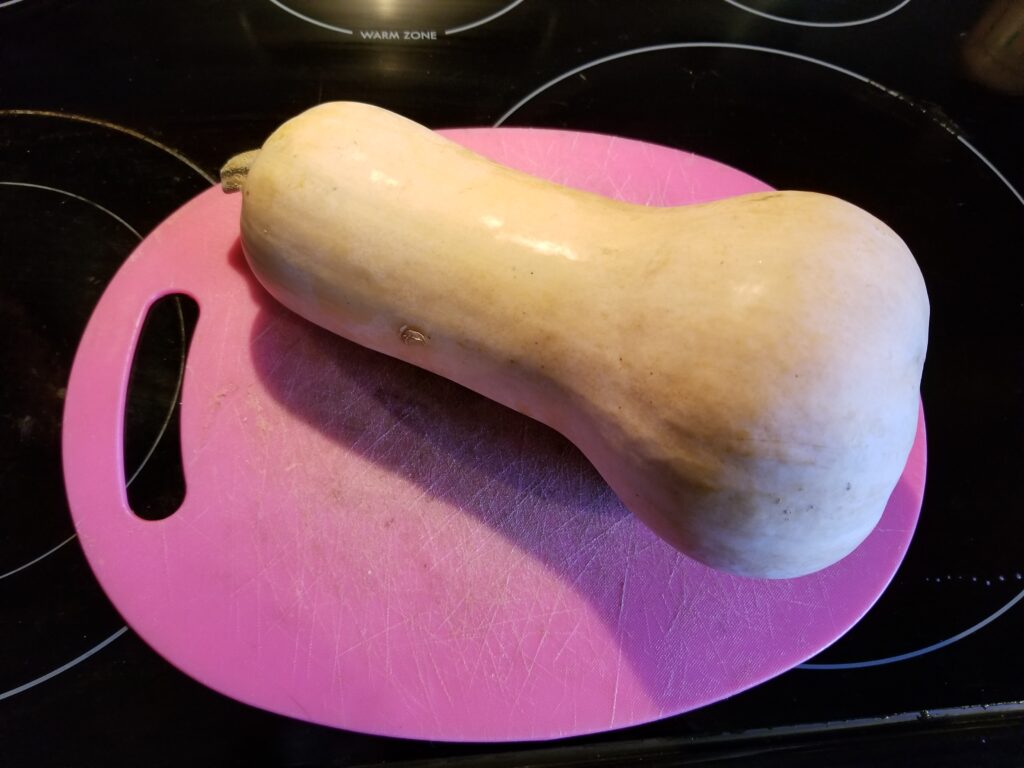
[62, 128, 926, 742]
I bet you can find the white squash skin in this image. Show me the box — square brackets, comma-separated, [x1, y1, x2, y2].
[238, 102, 929, 579]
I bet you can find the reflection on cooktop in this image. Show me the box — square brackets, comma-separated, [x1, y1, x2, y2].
[267, 0, 524, 35]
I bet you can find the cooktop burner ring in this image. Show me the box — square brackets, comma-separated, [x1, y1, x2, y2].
[498, 41, 932, 125]
[0, 533, 77, 582]
[0, 109, 214, 183]
[0, 180, 143, 237]
[0, 109, 212, 704]
[0, 627, 128, 702]
[720, 0, 912, 28]
[801, 586, 1024, 669]
[0, 179, 150, 574]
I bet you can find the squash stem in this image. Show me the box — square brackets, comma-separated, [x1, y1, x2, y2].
[220, 149, 261, 192]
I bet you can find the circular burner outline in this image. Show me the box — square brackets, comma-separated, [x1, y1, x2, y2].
[0, 180, 142, 579]
[265, 0, 524, 35]
[1, 111, 210, 701]
[0, 180, 188, 577]
[0, 109, 215, 185]
[497, 42, 886, 124]
[0, 111, 213, 576]
[0, 0, 27, 8]
[801, 586, 1024, 669]
[0, 180, 143, 238]
[445, 0, 525, 35]
[721, 0, 912, 28]
[0, 533, 77, 581]
[0, 626, 129, 702]
[497, 41, 1024, 669]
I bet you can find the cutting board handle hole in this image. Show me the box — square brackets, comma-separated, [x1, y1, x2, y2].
[124, 293, 199, 520]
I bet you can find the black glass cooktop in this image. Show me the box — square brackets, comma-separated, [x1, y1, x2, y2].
[2, 1, 1023, 765]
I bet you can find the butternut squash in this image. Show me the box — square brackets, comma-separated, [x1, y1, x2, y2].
[223, 102, 929, 579]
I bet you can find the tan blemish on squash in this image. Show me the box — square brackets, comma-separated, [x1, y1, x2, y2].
[399, 325, 429, 345]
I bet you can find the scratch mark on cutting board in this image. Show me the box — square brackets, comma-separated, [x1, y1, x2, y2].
[468, 600, 504, 680]
[438, 592, 471, 630]
[411, 647, 444, 731]
[545, 508, 587, 539]
[429, 646, 455, 707]
[335, 619, 412, 659]
[384, 565, 393, 679]
[304, 586, 322, 682]
[551, 616, 584, 664]
[329, 611, 344, 697]
[821, 581, 838, 633]
[350, 415, 406, 455]
[608, 538, 633, 727]
[160, 529, 172, 597]
[290, 606, 304, 681]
